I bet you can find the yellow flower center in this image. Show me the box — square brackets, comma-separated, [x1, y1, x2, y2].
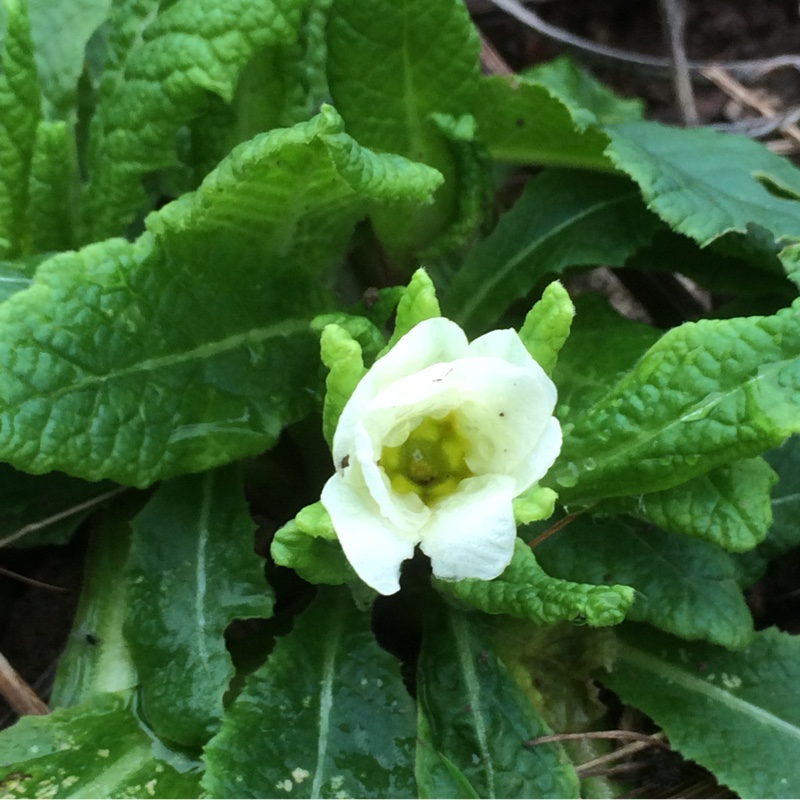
[381, 412, 474, 505]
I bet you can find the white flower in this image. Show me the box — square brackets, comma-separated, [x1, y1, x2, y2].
[321, 317, 562, 595]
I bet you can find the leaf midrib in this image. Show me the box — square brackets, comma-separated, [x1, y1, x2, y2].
[43, 318, 310, 401]
[456, 190, 639, 328]
[619, 642, 800, 739]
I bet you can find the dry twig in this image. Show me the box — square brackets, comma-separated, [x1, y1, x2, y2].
[0, 650, 49, 716]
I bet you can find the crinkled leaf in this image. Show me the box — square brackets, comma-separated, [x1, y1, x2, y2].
[605, 121, 800, 248]
[519, 281, 574, 375]
[0, 693, 202, 799]
[416, 604, 580, 799]
[388, 267, 442, 348]
[27, 0, 110, 121]
[535, 515, 753, 649]
[0, 110, 440, 486]
[27, 120, 75, 253]
[624, 457, 778, 552]
[319, 323, 366, 448]
[513, 485, 557, 526]
[0, 0, 42, 257]
[202, 586, 416, 799]
[126, 465, 272, 747]
[327, 0, 479, 255]
[602, 625, 800, 799]
[442, 170, 660, 336]
[80, 0, 311, 241]
[0, 261, 33, 302]
[552, 303, 800, 503]
[781, 241, 800, 290]
[271, 502, 358, 586]
[436, 539, 634, 627]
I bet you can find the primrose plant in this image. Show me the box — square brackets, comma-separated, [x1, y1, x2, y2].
[1, 0, 800, 798]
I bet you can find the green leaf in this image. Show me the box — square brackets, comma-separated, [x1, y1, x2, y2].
[781, 241, 800, 290]
[202, 586, 416, 798]
[27, 0, 111, 122]
[0, 465, 117, 549]
[605, 121, 800, 247]
[0, 0, 42, 257]
[474, 76, 611, 171]
[518, 281, 575, 375]
[735, 435, 800, 585]
[552, 303, 800, 503]
[0, 110, 440, 486]
[437, 539, 634, 627]
[0, 261, 33, 302]
[319, 323, 366, 448]
[271, 501, 358, 586]
[416, 603, 580, 799]
[512, 485, 558, 526]
[525, 57, 644, 127]
[602, 625, 800, 799]
[442, 170, 660, 336]
[80, 0, 311, 241]
[388, 267, 442, 348]
[535, 515, 754, 649]
[625, 457, 778, 552]
[27, 120, 76, 253]
[327, 0, 479, 255]
[126, 465, 272, 747]
[0, 694, 202, 799]
[50, 505, 139, 707]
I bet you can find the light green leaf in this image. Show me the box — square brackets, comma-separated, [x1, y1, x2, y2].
[780, 241, 800, 290]
[416, 604, 580, 799]
[437, 539, 633, 627]
[602, 625, 800, 799]
[319, 324, 366, 448]
[0, 0, 42, 257]
[0, 261, 33, 302]
[474, 76, 610, 171]
[0, 693, 202, 799]
[513, 485, 557, 526]
[525, 57, 644, 127]
[271, 501, 358, 586]
[442, 170, 660, 336]
[126, 465, 272, 747]
[519, 281, 575, 375]
[552, 303, 800, 503]
[535, 515, 753, 649]
[80, 0, 311, 241]
[27, 120, 76, 253]
[202, 586, 416, 798]
[27, 0, 111, 121]
[606, 121, 800, 247]
[627, 457, 778, 552]
[0, 110, 440, 486]
[327, 0, 479, 255]
[388, 268, 442, 348]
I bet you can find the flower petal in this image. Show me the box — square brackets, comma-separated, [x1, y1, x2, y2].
[332, 318, 468, 468]
[419, 475, 517, 582]
[321, 474, 417, 595]
[467, 328, 541, 371]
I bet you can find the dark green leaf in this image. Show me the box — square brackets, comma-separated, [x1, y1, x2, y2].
[442, 170, 660, 335]
[535, 515, 753, 648]
[416, 603, 580, 798]
[203, 586, 416, 798]
[0, 693, 202, 799]
[602, 625, 800, 799]
[606, 121, 800, 247]
[126, 465, 272, 747]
